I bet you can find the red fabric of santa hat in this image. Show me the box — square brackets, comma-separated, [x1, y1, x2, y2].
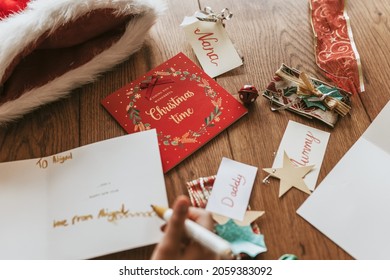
[0, 0, 29, 18]
[0, 0, 165, 125]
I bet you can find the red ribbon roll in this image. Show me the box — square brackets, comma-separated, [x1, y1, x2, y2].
[310, 0, 364, 94]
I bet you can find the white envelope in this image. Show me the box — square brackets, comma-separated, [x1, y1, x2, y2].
[0, 129, 168, 259]
[297, 101, 390, 259]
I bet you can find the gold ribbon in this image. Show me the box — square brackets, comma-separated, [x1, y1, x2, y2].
[275, 69, 351, 117]
[195, 7, 233, 23]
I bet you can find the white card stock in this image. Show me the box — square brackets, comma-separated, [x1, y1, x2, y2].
[206, 158, 258, 221]
[298, 101, 390, 259]
[0, 129, 167, 259]
[273, 121, 330, 191]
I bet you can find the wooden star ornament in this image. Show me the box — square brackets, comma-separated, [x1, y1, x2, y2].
[263, 151, 314, 197]
[212, 211, 265, 226]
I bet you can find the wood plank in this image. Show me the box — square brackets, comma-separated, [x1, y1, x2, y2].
[348, 0, 390, 118]
[81, 0, 227, 259]
[132, 0, 236, 207]
[197, 0, 371, 259]
[0, 94, 80, 162]
[1, 0, 387, 260]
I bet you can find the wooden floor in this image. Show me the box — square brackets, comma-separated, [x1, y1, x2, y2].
[1, 0, 389, 260]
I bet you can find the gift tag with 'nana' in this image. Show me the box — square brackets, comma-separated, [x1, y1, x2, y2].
[180, 14, 243, 78]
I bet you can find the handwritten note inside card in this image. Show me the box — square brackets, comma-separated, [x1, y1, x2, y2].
[0, 129, 168, 260]
[272, 121, 330, 191]
[206, 158, 258, 221]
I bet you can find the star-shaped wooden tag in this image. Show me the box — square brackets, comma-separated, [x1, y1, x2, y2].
[212, 210, 265, 226]
[263, 151, 314, 197]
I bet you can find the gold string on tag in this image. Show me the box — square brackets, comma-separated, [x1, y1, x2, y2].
[275, 69, 351, 117]
[195, 7, 233, 23]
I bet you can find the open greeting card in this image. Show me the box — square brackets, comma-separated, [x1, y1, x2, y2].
[0, 129, 168, 260]
[298, 101, 390, 259]
[102, 53, 247, 172]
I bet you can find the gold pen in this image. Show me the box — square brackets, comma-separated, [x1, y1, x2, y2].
[152, 205, 233, 260]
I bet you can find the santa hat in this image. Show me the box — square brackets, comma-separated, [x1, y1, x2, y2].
[0, 0, 166, 125]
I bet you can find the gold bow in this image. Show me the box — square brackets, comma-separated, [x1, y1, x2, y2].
[276, 69, 351, 117]
[195, 7, 233, 23]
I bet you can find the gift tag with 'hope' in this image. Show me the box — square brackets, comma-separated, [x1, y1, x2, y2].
[180, 9, 243, 78]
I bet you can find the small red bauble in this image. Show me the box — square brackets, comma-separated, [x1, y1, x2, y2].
[238, 85, 259, 105]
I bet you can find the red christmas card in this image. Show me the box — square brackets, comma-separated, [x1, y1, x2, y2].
[102, 52, 247, 172]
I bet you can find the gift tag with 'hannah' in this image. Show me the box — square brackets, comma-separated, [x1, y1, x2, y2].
[180, 14, 242, 78]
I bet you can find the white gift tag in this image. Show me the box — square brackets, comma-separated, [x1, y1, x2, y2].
[273, 121, 330, 191]
[206, 158, 258, 221]
[181, 16, 243, 78]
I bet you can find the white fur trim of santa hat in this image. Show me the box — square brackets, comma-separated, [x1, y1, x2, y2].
[0, 0, 166, 125]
